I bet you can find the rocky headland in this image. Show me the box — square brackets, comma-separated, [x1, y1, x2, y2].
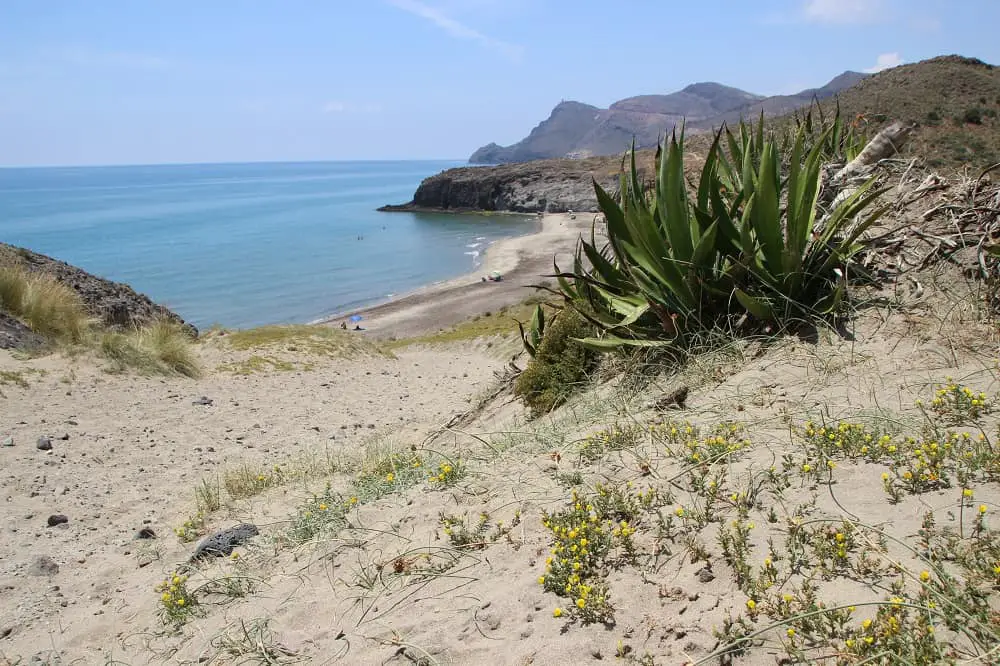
[379, 152, 656, 214]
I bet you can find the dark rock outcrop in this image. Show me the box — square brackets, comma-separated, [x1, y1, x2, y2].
[0, 311, 44, 350]
[0, 243, 196, 337]
[380, 153, 645, 214]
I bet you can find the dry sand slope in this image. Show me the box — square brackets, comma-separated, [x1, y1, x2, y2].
[1, 275, 998, 666]
[0, 340, 505, 665]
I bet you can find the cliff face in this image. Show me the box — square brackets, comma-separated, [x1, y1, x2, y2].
[380, 152, 658, 214]
[0, 242, 197, 338]
[469, 72, 866, 164]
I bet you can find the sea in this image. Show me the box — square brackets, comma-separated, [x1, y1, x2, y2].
[0, 161, 537, 330]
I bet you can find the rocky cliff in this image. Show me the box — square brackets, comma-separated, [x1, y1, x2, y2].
[0, 243, 197, 339]
[380, 151, 664, 214]
[380, 154, 642, 214]
[470, 72, 866, 164]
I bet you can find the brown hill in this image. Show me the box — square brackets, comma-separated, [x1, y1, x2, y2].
[469, 73, 863, 164]
[395, 55, 999, 214]
[816, 55, 1000, 170]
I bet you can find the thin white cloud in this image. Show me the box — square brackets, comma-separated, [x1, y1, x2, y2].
[802, 0, 887, 24]
[865, 52, 904, 73]
[386, 0, 523, 61]
[323, 101, 347, 113]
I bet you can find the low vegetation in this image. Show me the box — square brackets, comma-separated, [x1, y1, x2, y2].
[1, 265, 200, 376]
[100, 319, 201, 377]
[0, 265, 89, 343]
[554, 111, 883, 351]
[514, 307, 598, 416]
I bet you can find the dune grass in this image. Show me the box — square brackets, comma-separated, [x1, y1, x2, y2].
[0, 265, 89, 343]
[211, 324, 388, 358]
[99, 319, 201, 377]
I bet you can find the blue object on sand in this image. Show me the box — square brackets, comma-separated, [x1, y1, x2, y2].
[349, 314, 363, 322]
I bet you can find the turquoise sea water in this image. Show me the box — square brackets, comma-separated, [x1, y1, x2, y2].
[0, 161, 536, 330]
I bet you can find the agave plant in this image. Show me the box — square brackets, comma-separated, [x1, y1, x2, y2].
[517, 304, 547, 357]
[552, 114, 888, 349]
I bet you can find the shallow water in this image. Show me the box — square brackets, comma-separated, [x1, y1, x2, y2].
[0, 160, 537, 329]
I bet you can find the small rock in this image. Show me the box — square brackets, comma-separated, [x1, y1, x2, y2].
[47, 514, 69, 527]
[0, 623, 15, 639]
[696, 566, 715, 583]
[27, 555, 59, 576]
[54, 486, 68, 496]
[57, 433, 70, 441]
[36, 437, 53, 451]
[1, 436, 13, 447]
[191, 396, 213, 406]
[136, 527, 157, 539]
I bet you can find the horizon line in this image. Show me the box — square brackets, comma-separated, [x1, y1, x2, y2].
[0, 157, 471, 170]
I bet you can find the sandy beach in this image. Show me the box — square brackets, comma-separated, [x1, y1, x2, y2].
[322, 212, 599, 339]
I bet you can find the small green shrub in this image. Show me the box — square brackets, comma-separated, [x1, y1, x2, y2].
[514, 309, 597, 415]
[925, 110, 942, 126]
[963, 107, 984, 125]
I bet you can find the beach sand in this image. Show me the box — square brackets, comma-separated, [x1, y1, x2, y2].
[2, 207, 999, 664]
[323, 212, 599, 339]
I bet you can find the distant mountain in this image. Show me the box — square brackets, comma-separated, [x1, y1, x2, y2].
[469, 72, 867, 164]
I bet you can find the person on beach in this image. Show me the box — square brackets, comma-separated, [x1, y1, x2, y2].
[340, 322, 347, 330]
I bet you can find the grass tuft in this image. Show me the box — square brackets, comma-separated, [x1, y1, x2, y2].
[0, 266, 89, 343]
[100, 319, 200, 377]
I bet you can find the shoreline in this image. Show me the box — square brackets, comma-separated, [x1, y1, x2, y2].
[318, 212, 599, 339]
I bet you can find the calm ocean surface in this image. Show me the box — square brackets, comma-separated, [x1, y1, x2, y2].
[0, 161, 537, 330]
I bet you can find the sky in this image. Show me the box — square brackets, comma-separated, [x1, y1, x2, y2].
[1, 0, 998, 167]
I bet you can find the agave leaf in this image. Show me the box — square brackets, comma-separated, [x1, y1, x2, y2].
[657, 127, 694, 260]
[734, 288, 775, 321]
[812, 280, 845, 315]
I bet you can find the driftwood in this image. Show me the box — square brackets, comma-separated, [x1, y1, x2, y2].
[833, 121, 915, 185]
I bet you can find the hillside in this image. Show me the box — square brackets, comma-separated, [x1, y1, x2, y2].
[392, 56, 1000, 214]
[816, 55, 1000, 169]
[469, 72, 865, 164]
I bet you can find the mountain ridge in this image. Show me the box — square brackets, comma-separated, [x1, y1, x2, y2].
[469, 71, 867, 164]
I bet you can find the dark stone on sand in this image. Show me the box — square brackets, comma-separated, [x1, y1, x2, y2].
[36, 437, 52, 451]
[46, 514, 68, 527]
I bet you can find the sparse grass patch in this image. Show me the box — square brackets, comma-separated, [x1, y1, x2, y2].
[439, 510, 521, 550]
[350, 446, 426, 503]
[209, 618, 302, 664]
[578, 423, 642, 462]
[223, 462, 287, 500]
[216, 354, 296, 375]
[0, 368, 41, 389]
[284, 483, 348, 546]
[211, 324, 387, 358]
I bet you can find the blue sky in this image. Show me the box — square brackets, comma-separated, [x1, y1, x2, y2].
[1, 0, 997, 166]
